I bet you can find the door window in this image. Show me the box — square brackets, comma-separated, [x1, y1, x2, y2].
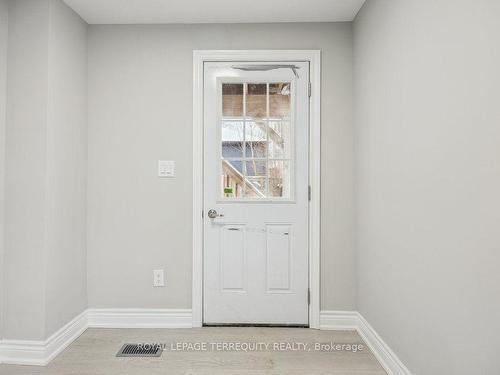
[220, 82, 293, 200]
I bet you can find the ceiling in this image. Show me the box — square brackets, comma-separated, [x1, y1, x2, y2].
[63, 0, 366, 24]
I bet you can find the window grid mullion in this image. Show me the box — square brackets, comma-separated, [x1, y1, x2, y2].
[266, 82, 270, 198]
[242, 83, 247, 197]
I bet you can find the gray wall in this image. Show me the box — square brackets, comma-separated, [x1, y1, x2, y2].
[0, 0, 7, 341]
[87, 23, 355, 311]
[44, 0, 88, 337]
[4, 0, 51, 340]
[3, 0, 87, 340]
[354, 0, 500, 374]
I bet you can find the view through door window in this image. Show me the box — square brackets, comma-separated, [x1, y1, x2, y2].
[221, 82, 293, 200]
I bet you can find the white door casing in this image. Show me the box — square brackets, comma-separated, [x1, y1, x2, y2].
[192, 50, 321, 328]
[203, 62, 309, 325]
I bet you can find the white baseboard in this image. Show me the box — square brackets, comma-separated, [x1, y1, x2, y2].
[319, 310, 359, 330]
[356, 314, 412, 375]
[1, 308, 409, 374]
[0, 310, 87, 366]
[320, 311, 412, 375]
[0, 308, 192, 365]
[87, 308, 193, 328]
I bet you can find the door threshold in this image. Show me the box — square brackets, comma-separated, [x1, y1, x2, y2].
[203, 323, 309, 328]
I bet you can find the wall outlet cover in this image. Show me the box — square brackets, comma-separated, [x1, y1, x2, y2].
[158, 160, 175, 177]
[153, 269, 165, 287]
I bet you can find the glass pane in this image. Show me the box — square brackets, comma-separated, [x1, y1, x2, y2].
[221, 160, 243, 198]
[268, 120, 291, 159]
[225, 159, 243, 174]
[269, 83, 290, 118]
[268, 160, 291, 198]
[245, 141, 266, 158]
[222, 84, 243, 117]
[222, 121, 244, 157]
[245, 160, 266, 177]
[245, 177, 267, 198]
[245, 121, 266, 141]
[245, 120, 267, 158]
[246, 83, 267, 118]
[268, 178, 284, 198]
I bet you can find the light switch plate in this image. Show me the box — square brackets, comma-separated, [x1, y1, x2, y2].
[158, 160, 175, 177]
[153, 269, 165, 287]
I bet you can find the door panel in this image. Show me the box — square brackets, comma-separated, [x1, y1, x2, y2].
[266, 224, 292, 291]
[220, 225, 246, 291]
[203, 62, 309, 325]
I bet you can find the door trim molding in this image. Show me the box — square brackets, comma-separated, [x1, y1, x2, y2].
[192, 50, 321, 328]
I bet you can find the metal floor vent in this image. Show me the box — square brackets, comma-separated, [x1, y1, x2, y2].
[116, 343, 162, 357]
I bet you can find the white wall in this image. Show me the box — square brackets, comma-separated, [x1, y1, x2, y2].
[3, 0, 87, 340]
[354, 0, 500, 374]
[87, 23, 355, 311]
[0, 0, 8, 340]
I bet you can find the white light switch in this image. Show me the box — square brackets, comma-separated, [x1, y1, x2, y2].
[158, 160, 175, 177]
[153, 269, 165, 287]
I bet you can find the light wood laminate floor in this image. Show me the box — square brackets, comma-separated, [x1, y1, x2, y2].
[0, 327, 387, 374]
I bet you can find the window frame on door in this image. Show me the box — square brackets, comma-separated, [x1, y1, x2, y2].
[217, 77, 297, 202]
[192, 50, 321, 329]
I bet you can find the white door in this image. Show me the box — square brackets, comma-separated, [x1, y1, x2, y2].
[203, 61, 309, 325]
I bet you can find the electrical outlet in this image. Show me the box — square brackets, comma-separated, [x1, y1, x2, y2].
[153, 269, 165, 287]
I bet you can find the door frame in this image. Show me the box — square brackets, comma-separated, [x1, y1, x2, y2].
[192, 50, 321, 328]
